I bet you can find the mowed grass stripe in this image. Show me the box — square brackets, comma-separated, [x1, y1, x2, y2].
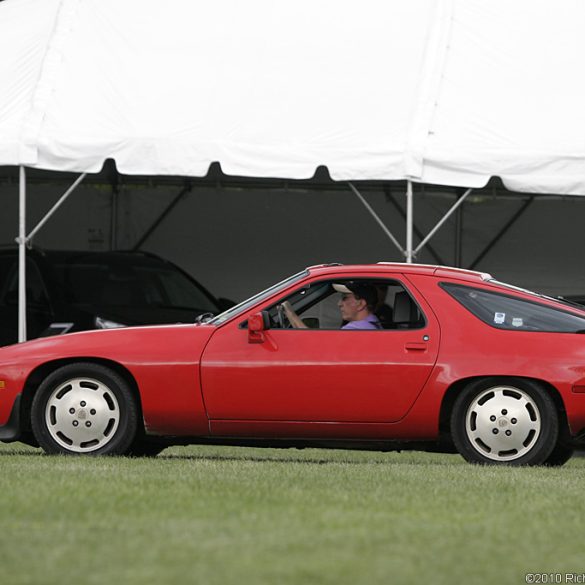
[1, 443, 584, 585]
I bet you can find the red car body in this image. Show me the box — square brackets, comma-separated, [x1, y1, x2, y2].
[1, 263, 585, 465]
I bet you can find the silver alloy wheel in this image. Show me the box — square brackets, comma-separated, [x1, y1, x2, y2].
[465, 385, 541, 462]
[44, 377, 121, 453]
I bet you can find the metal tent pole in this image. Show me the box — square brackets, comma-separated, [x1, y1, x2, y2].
[413, 188, 472, 257]
[26, 173, 87, 243]
[348, 182, 406, 258]
[132, 182, 192, 250]
[405, 180, 414, 263]
[15, 171, 86, 343]
[18, 166, 27, 343]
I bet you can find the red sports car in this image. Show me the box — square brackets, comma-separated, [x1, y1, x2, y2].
[1, 263, 585, 466]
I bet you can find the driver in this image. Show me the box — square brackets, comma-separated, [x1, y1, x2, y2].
[281, 282, 382, 330]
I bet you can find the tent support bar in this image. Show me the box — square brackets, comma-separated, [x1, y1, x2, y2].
[17, 166, 27, 343]
[348, 182, 406, 258]
[383, 187, 445, 265]
[454, 189, 465, 267]
[26, 173, 86, 244]
[406, 181, 413, 263]
[133, 182, 192, 250]
[414, 188, 472, 256]
[469, 196, 535, 270]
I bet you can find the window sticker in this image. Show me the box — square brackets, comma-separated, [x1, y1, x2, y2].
[441, 282, 585, 333]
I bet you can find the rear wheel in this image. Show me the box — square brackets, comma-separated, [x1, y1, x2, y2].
[451, 378, 558, 466]
[542, 442, 574, 467]
[31, 363, 138, 455]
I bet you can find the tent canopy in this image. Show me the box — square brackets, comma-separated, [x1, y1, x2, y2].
[2, 0, 585, 193]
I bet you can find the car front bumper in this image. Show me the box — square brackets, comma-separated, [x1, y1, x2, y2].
[0, 394, 22, 442]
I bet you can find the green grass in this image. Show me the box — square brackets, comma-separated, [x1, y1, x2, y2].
[0, 443, 584, 585]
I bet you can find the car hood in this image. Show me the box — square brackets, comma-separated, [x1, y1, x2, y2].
[0, 323, 217, 369]
[93, 304, 215, 324]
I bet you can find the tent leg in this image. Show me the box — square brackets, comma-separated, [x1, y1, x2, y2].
[17, 166, 27, 343]
[406, 181, 413, 263]
[383, 187, 445, 265]
[15, 171, 87, 343]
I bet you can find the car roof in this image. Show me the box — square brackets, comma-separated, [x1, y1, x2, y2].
[306, 262, 492, 283]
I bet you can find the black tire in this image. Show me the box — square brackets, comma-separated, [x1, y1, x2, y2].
[126, 440, 166, 458]
[542, 442, 574, 467]
[451, 377, 559, 466]
[31, 363, 139, 456]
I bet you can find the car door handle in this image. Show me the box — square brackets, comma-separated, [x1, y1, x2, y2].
[405, 342, 427, 351]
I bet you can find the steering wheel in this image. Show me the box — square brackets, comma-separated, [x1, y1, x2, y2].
[276, 304, 291, 329]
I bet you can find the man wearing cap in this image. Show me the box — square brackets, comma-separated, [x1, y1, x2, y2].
[281, 282, 382, 330]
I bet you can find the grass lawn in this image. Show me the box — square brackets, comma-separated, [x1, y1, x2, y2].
[0, 442, 584, 585]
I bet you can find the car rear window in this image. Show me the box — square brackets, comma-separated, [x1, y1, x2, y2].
[441, 282, 585, 333]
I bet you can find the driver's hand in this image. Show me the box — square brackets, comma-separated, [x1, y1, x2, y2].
[279, 300, 306, 329]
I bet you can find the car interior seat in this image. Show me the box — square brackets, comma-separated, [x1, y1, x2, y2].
[392, 291, 423, 328]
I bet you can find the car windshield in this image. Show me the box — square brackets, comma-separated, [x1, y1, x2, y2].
[209, 270, 309, 325]
[50, 255, 219, 312]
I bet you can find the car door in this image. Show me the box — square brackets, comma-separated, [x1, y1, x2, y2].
[200, 275, 440, 435]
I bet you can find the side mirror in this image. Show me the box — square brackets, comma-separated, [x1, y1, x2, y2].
[248, 311, 269, 344]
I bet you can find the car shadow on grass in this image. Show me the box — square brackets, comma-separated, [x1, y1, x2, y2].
[0, 443, 464, 466]
[155, 449, 464, 466]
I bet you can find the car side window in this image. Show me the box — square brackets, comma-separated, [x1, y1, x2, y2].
[266, 278, 426, 330]
[441, 282, 585, 333]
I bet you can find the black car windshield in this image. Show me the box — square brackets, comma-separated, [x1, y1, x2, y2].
[209, 270, 309, 325]
[50, 255, 218, 312]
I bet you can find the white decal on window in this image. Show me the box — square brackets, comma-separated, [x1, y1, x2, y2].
[494, 312, 505, 324]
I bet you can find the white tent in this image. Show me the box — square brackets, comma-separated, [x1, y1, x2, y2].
[3, 0, 585, 191]
[2, 0, 585, 341]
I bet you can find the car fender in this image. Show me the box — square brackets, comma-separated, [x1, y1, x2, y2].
[0, 324, 216, 438]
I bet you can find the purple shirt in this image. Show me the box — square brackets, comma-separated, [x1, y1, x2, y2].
[341, 314, 381, 330]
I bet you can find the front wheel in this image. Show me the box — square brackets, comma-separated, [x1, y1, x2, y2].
[126, 439, 167, 458]
[31, 363, 139, 455]
[451, 378, 559, 466]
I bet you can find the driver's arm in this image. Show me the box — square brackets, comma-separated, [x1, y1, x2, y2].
[281, 300, 307, 329]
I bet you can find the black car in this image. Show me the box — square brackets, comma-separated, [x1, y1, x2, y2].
[562, 295, 585, 307]
[0, 249, 233, 347]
